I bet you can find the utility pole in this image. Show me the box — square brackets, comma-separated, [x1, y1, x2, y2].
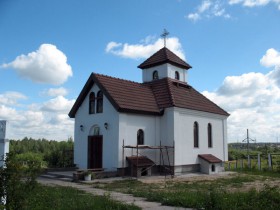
[242, 129, 256, 155]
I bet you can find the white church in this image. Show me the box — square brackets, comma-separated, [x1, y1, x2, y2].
[69, 46, 229, 176]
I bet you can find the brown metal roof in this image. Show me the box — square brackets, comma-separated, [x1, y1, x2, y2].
[69, 74, 229, 118]
[138, 47, 192, 70]
[198, 154, 222, 163]
[146, 78, 229, 116]
[126, 156, 155, 167]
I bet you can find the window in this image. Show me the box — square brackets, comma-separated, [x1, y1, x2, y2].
[175, 71, 180, 80]
[211, 164, 215, 172]
[89, 92, 95, 114]
[96, 91, 103, 113]
[137, 129, 144, 145]
[208, 123, 212, 148]
[153, 71, 159, 80]
[193, 122, 199, 148]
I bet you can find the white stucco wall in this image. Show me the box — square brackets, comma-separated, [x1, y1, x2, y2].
[199, 159, 223, 174]
[74, 84, 119, 170]
[142, 64, 188, 83]
[119, 113, 161, 167]
[172, 108, 228, 166]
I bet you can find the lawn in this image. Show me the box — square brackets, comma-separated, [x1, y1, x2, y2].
[23, 184, 140, 210]
[92, 173, 280, 210]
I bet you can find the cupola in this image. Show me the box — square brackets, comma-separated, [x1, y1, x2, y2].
[138, 47, 192, 83]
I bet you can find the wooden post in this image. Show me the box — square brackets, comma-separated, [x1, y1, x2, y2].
[136, 143, 139, 178]
[258, 153, 261, 170]
[173, 140, 175, 176]
[228, 162, 230, 170]
[248, 155, 251, 169]
[241, 159, 244, 170]
[122, 139, 124, 176]
[235, 159, 238, 170]
[268, 154, 272, 171]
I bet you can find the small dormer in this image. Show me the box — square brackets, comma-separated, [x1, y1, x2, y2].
[138, 47, 192, 83]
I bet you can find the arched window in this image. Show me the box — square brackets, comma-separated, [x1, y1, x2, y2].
[153, 71, 159, 80]
[137, 129, 144, 145]
[193, 122, 199, 148]
[175, 71, 180, 80]
[96, 91, 103, 113]
[208, 123, 212, 148]
[89, 92, 95, 114]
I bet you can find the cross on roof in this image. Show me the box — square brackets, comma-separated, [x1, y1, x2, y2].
[161, 29, 169, 47]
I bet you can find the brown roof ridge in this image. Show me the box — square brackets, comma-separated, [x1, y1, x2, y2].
[144, 78, 175, 108]
[166, 79, 176, 107]
[192, 88, 230, 116]
[93, 72, 142, 85]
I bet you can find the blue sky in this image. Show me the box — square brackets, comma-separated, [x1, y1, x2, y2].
[0, 0, 280, 142]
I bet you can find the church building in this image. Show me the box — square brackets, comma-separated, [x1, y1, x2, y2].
[69, 46, 229, 176]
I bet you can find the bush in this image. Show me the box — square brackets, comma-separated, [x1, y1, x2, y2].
[0, 153, 42, 209]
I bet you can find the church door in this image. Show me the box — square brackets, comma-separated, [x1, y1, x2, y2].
[88, 136, 103, 169]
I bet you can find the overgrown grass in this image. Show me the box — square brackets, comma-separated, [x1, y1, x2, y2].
[93, 174, 280, 209]
[24, 184, 140, 210]
[233, 168, 280, 178]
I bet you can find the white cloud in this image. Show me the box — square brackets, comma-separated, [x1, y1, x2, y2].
[202, 48, 280, 142]
[187, 0, 230, 21]
[105, 36, 186, 60]
[260, 48, 280, 67]
[187, 13, 201, 21]
[105, 42, 122, 53]
[0, 91, 27, 106]
[41, 96, 75, 112]
[41, 87, 68, 97]
[198, 0, 212, 13]
[0, 89, 75, 140]
[1, 44, 73, 85]
[228, 0, 280, 9]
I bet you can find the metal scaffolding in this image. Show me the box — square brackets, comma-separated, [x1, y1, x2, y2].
[122, 140, 174, 178]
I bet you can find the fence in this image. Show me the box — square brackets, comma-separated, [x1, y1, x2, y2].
[225, 153, 280, 171]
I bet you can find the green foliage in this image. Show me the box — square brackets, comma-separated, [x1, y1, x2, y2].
[0, 153, 42, 209]
[10, 137, 74, 168]
[24, 184, 140, 210]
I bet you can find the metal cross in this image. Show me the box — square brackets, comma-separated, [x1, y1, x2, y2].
[161, 29, 169, 47]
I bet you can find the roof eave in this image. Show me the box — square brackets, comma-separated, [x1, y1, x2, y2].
[68, 73, 95, 118]
[138, 60, 192, 70]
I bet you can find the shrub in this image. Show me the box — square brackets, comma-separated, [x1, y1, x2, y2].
[0, 153, 42, 209]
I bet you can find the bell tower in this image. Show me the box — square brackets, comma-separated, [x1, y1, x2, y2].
[138, 30, 192, 83]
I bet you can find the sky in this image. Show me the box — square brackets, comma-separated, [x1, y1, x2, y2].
[0, 0, 280, 142]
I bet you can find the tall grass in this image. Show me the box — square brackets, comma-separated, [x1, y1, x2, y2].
[25, 184, 140, 210]
[95, 176, 280, 209]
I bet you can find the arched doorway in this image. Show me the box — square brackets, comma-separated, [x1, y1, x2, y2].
[88, 125, 102, 169]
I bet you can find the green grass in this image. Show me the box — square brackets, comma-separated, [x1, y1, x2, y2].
[93, 174, 280, 209]
[23, 184, 140, 210]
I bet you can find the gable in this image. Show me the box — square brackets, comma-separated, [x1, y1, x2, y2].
[68, 73, 162, 118]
